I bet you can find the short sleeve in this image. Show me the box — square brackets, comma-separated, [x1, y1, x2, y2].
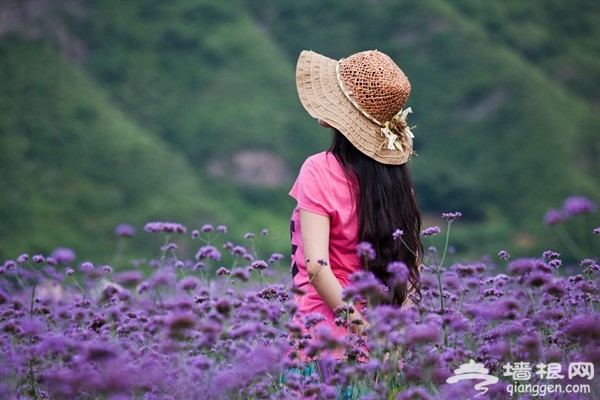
[289, 154, 331, 216]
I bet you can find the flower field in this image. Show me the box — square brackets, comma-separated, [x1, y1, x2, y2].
[1, 198, 598, 399]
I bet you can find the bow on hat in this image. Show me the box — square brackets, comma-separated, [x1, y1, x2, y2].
[381, 107, 414, 152]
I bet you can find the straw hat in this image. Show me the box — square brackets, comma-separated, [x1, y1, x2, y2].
[296, 50, 415, 165]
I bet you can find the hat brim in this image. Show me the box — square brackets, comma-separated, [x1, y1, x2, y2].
[296, 50, 410, 165]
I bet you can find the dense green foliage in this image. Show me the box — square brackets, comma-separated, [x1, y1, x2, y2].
[0, 0, 598, 263]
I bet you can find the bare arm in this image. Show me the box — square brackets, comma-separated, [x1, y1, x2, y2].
[300, 209, 368, 333]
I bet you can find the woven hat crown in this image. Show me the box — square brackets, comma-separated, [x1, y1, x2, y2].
[338, 51, 411, 123]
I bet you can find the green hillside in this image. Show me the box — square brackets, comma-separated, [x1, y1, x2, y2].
[0, 0, 598, 263]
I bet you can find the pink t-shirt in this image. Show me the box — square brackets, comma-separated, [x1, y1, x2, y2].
[289, 152, 363, 350]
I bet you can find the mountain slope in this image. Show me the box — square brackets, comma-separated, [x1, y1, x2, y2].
[243, 0, 600, 254]
[0, 38, 226, 261]
[0, 0, 598, 262]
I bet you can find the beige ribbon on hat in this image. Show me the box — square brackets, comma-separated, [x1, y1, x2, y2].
[381, 107, 414, 151]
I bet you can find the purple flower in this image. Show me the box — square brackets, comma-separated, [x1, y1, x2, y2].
[191, 229, 200, 239]
[441, 211, 462, 222]
[216, 225, 228, 233]
[17, 253, 29, 263]
[251, 260, 268, 270]
[507, 258, 550, 276]
[525, 271, 551, 287]
[80, 262, 94, 272]
[84, 342, 117, 362]
[50, 247, 76, 264]
[167, 312, 196, 332]
[114, 223, 136, 237]
[498, 250, 510, 260]
[347, 270, 388, 302]
[388, 261, 409, 285]
[114, 271, 144, 287]
[356, 241, 376, 260]
[548, 259, 562, 269]
[405, 322, 442, 346]
[562, 314, 600, 345]
[562, 195, 597, 217]
[581, 258, 600, 273]
[261, 229, 269, 236]
[594, 227, 600, 235]
[160, 242, 178, 252]
[268, 253, 284, 264]
[201, 224, 213, 232]
[231, 267, 251, 281]
[229, 245, 250, 259]
[397, 388, 432, 400]
[143, 221, 187, 234]
[65, 268, 75, 276]
[216, 267, 230, 276]
[178, 276, 200, 291]
[544, 279, 566, 297]
[393, 229, 404, 239]
[421, 226, 441, 236]
[195, 245, 221, 261]
[244, 232, 255, 239]
[302, 312, 326, 329]
[542, 250, 561, 259]
[543, 208, 565, 226]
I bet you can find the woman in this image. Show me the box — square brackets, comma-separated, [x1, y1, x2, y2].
[289, 49, 423, 356]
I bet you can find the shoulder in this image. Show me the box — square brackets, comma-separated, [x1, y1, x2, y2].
[302, 151, 340, 170]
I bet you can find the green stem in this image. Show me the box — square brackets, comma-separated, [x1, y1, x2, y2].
[436, 266, 445, 315]
[29, 271, 38, 317]
[438, 222, 453, 271]
[526, 288, 537, 314]
[555, 225, 586, 261]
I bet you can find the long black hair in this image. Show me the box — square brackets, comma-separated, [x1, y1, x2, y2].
[330, 130, 422, 306]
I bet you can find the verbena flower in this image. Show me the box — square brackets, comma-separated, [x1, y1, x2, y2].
[543, 208, 564, 226]
[231, 267, 251, 281]
[178, 276, 200, 291]
[143, 221, 187, 234]
[50, 247, 76, 264]
[114, 271, 143, 287]
[421, 226, 441, 236]
[302, 312, 326, 329]
[356, 241, 376, 260]
[268, 253, 284, 264]
[562, 195, 597, 217]
[114, 223, 136, 237]
[542, 250, 561, 259]
[497, 250, 510, 260]
[441, 211, 462, 222]
[392, 229, 404, 239]
[2, 218, 598, 399]
[251, 260, 268, 270]
[387, 261, 409, 285]
[80, 262, 94, 273]
[525, 271, 551, 287]
[195, 245, 221, 261]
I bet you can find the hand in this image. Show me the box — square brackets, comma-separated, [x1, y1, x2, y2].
[348, 310, 370, 336]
